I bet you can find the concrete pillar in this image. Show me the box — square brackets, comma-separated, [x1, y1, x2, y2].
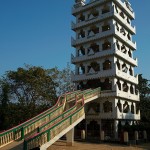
[143, 130, 147, 142]
[66, 128, 74, 146]
[135, 131, 138, 144]
[124, 131, 129, 145]
[101, 131, 105, 141]
[114, 120, 119, 140]
[81, 130, 85, 140]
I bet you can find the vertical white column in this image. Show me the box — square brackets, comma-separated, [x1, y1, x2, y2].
[114, 120, 119, 140]
[66, 128, 74, 146]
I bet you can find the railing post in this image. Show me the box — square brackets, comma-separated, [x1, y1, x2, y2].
[23, 140, 27, 150]
[47, 130, 50, 142]
[21, 127, 24, 140]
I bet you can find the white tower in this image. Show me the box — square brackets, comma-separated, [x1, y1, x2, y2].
[71, 0, 140, 140]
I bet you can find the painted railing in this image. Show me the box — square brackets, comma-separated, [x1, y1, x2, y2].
[0, 90, 81, 148]
[23, 87, 101, 150]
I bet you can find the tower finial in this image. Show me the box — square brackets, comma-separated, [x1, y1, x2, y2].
[74, 0, 86, 8]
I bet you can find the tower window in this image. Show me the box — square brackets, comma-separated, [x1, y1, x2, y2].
[120, 12, 125, 19]
[123, 82, 128, 92]
[129, 66, 133, 76]
[102, 41, 111, 50]
[116, 60, 120, 70]
[102, 24, 111, 32]
[102, 6, 110, 14]
[123, 101, 129, 113]
[128, 50, 132, 58]
[78, 29, 85, 39]
[117, 80, 121, 90]
[122, 63, 128, 73]
[88, 9, 99, 19]
[78, 46, 85, 56]
[78, 13, 85, 22]
[103, 60, 111, 70]
[103, 101, 112, 113]
[131, 103, 134, 114]
[121, 45, 127, 54]
[130, 85, 134, 94]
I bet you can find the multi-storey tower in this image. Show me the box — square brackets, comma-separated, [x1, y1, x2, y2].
[71, 0, 140, 140]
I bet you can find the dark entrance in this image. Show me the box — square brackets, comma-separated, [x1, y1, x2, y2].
[87, 120, 100, 140]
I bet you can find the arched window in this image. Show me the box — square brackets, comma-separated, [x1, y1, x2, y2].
[128, 50, 132, 58]
[121, 45, 127, 54]
[116, 41, 120, 50]
[116, 60, 120, 70]
[117, 80, 121, 90]
[120, 27, 126, 36]
[79, 64, 85, 74]
[88, 9, 99, 19]
[78, 13, 85, 22]
[103, 60, 111, 70]
[88, 43, 99, 54]
[130, 85, 134, 94]
[131, 103, 134, 114]
[122, 63, 128, 73]
[88, 25, 99, 36]
[103, 78, 112, 90]
[123, 82, 128, 92]
[117, 100, 122, 112]
[123, 101, 129, 113]
[102, 5, 110, 14]
[102, 24, 111, 32]
[78, 29, 85, 39]
[115, 5, 118, 13]
[78, 46, 85, 56]
[127, 33, 131, 40]
[103, 101, 112, 113]
[129, 66, 133, 76]
[116, 23, 119, 31]
[102, 41, 111, 50]
[90, 61, 100, 72]
[120, 12, 125, 19]
[127, 18, 130, 24]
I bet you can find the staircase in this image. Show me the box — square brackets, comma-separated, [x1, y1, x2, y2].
[0, 88, 101, 150]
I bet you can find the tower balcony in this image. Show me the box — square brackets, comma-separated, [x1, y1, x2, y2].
[114, 0, 135, 20]
[71, 69, 115, 82]
[114, 28, 136, 50]
[71, 43, 137, 67]
[114, 43, 138, 66]
[116, 108, 140, 120]
[113, 12, 136, 35]
[71, 29, 114, 47]
[116, 69, 138, 85]
[100, 86, 139, 101]
[116, 87, 139, 101]
[72, 0, 110, 16]
[72, 5, 135, 35]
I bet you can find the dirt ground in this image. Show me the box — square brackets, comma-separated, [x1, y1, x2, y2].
[48, 141, 150, 150]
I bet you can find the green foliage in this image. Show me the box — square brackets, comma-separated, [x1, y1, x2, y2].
[138, 74, 150, 123]
[0, 64, 74, 130]
[0, 65, 58, 130]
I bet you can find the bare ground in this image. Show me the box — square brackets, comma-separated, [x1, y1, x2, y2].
[48, 141, 150, 150]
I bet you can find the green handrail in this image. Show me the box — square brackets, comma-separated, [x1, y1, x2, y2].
[23, 87, 101, 150]
[0, 90, 81, 148]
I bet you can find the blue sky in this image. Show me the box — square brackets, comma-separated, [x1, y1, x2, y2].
[0, 0, 150, 79]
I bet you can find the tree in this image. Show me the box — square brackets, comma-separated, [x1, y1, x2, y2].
[138, 74, 150, 122]
[48, 63, 75, 96]
[0, 65, 58, 129]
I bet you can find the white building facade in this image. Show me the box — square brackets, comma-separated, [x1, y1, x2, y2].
[71, 0, 140, 140]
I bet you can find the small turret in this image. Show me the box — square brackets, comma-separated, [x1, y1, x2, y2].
[74, 0, 86, 8]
